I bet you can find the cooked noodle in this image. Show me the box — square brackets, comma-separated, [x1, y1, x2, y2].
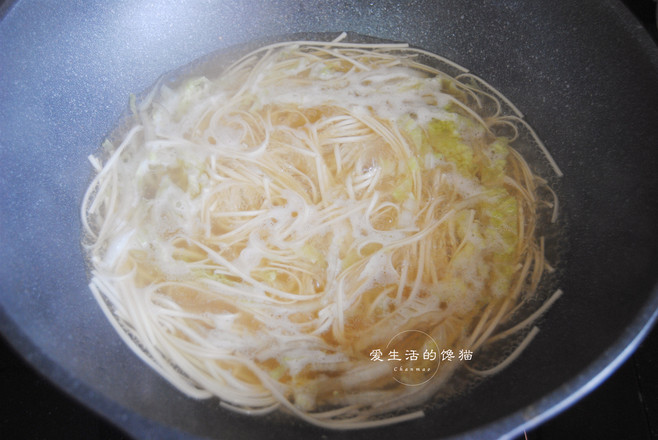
[81, 34, 561, 429]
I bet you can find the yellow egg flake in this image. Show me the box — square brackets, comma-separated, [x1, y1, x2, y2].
[427, 119, 476, 176]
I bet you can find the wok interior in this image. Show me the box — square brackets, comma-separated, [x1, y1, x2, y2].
[1, 1, 657, 439]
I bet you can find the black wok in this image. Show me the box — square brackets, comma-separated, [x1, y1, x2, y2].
[1, 1, 657, 439]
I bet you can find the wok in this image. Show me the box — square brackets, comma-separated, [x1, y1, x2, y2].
[1, 1, 657, 439]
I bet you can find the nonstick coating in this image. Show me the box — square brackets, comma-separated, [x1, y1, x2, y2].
[1, 1, 657, 439]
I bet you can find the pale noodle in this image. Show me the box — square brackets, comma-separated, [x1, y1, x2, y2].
[81, 36, 561, 429]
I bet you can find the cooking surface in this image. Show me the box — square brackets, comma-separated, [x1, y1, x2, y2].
[1, 0, 657, 438]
